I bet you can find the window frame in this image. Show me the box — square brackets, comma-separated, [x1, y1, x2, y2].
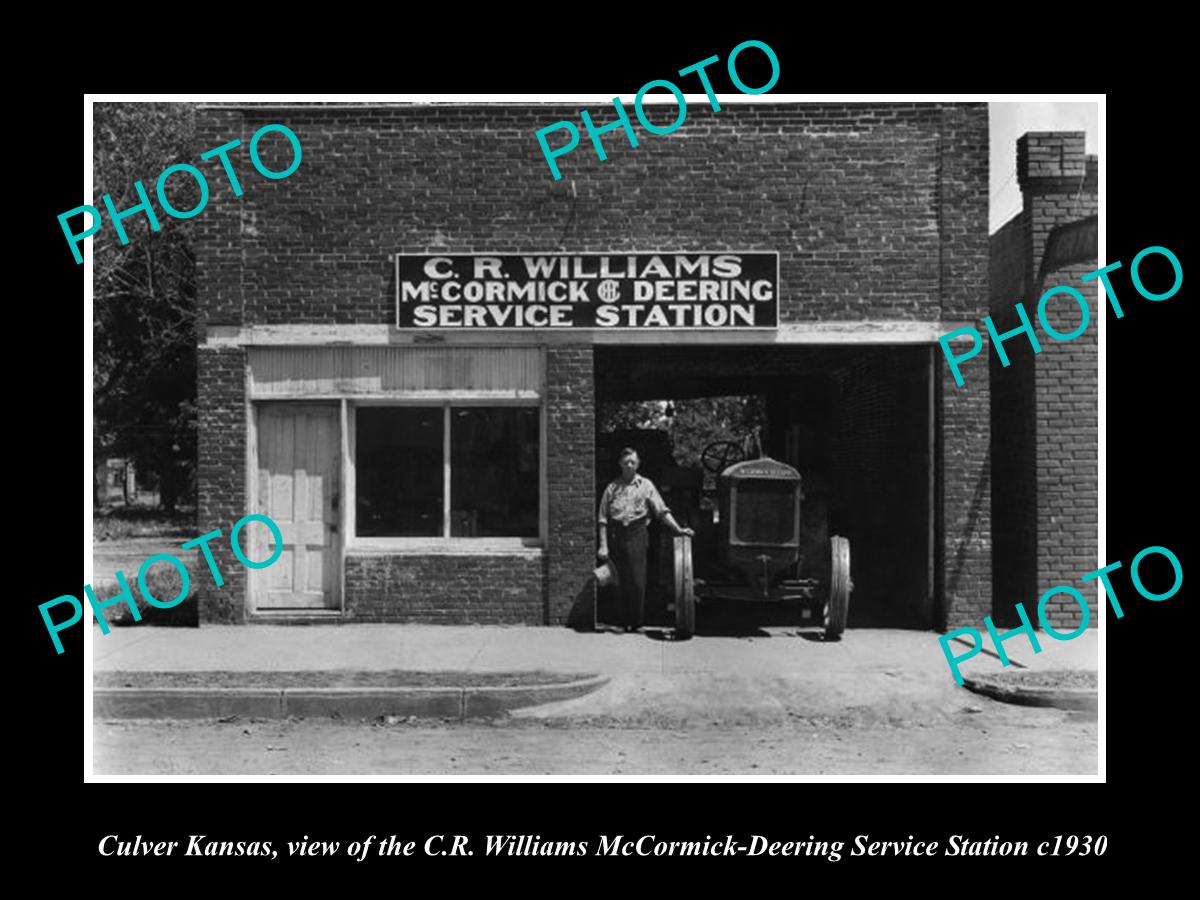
[346, 397, 545, 552]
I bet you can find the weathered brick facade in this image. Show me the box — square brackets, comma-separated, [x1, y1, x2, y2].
[546, 347, 596, 627]
[343, 554, 543, 623]
[190, 104, 997, 329]
[193, 102, 992, 628]
[195, 346, 247, 623]
[990, 133, 1098, 629]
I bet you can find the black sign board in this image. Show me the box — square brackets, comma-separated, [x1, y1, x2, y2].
[396, 252, 779, 329]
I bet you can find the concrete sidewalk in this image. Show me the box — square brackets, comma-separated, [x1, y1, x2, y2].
[93, 624, 1098, 722]
[94, 623, 1098, 677]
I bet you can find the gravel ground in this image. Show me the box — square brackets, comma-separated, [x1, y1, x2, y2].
[92, 707, 1098, 776]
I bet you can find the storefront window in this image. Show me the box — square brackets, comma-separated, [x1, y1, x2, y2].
[355, 407, 443, 537]
[354, 404, 540, 540]
[451, 407, 540, 537]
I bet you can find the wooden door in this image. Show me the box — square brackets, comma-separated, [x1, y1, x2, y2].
[254, 404, 340, 611]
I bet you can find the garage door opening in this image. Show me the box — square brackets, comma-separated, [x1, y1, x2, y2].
[595, 345, 936, 631]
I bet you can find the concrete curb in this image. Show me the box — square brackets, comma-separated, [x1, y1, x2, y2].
[93, 675, 609, 720]
[962, 676, 1097, 712]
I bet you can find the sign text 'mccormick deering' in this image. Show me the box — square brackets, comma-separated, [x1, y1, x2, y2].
[396, 252, 779, 329]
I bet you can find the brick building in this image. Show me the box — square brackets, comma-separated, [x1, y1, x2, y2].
[990, 133, 1099, 629]
[192, 101, 1013, 631]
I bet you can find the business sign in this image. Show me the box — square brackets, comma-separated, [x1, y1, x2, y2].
[396, 252, 779, 329]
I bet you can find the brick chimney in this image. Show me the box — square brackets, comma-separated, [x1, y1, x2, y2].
[1015, 132, 1097, 288]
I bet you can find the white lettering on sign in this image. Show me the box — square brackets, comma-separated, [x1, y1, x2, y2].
[396, 253, 779, 329]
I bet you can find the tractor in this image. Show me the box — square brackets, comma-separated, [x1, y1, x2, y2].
[597, 430, 853, 640]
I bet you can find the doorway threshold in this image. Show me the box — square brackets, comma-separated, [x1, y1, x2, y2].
[246, 610, 346, 625]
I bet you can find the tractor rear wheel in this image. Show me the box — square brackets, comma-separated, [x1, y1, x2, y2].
[824, 535, 851, 640]
[673, 535, 696, 639]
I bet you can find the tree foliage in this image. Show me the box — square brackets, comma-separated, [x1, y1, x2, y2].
[598, 395, 767, 470]
[92, 103, 198, 509]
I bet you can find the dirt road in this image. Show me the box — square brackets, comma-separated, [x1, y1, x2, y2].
[93, 704, 1096, 776]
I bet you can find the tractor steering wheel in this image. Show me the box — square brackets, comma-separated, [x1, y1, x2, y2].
[701, 440, 747, 475]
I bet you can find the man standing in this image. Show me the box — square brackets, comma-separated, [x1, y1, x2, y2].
[597, 448, 694, 632]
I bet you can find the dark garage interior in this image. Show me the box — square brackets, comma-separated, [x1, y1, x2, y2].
[595, 345, 936, 630]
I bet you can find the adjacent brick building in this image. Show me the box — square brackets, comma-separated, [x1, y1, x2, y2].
[190, 101, 1024, 631]
[990, 133, 1099, 629]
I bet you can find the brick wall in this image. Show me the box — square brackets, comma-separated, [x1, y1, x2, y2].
[343, 554, 543, 623]
[940, 375, 992, 629]
[193, 109, 251, 624]
[547, 347, 596, 627]
[989, 217, 1037, 626]
[937, 106, 992, 629]
[991, 133, 1098, 629]
[193, 108, 246, 333]
[196, 346, 247, 623]
[1036, 256, 1098, 629]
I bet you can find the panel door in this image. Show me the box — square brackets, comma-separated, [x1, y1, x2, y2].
[254, 403, 340, 610]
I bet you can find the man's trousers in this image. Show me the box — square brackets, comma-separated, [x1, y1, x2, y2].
[607, 518, 648, 629]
